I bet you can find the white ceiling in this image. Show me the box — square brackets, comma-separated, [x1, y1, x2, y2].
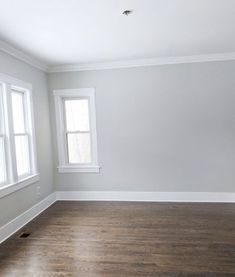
[0, 0, 235, 68]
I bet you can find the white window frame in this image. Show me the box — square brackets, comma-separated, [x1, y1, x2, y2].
[54, 88, 100, 173]
[0, 86, 8, 187]
[0, 73, 39, 198]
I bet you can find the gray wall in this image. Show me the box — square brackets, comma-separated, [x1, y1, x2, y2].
[48, 61, 235, 192]
[1, 54, 234, 228]
[0, 51, 54, 227]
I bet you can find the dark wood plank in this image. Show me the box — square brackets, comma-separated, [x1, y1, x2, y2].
[0, 201, 235, 276]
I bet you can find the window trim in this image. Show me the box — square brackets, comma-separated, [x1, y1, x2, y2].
[54, 88, 100, 173]
[0, 73, 39, 198]
[0, 174, 39, 199]
[0, 87, 7, 186]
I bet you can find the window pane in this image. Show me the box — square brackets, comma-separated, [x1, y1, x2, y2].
[0, 137, 6, 184]
[67, 133, 91, 164]
[65, 99, 90, 131]
[15, 135, 30, 177]
[11, 91, 26, 133]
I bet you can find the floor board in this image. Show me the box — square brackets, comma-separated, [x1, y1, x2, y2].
[0, 201, 235, 276]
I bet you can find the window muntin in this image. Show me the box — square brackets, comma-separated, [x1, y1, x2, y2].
[54, 88, 99, 172]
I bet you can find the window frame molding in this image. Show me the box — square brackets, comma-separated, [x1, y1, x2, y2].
[0, 73, 39, 198]
[54, 88, 100, 173]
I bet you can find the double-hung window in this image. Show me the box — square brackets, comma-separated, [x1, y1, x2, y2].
[0, 74, 38, 197]
[54, 88, 99, 173]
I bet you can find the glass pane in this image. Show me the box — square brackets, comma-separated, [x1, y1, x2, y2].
[11, 91, 26, 133]
[67, 133, 91, 164]
[0, 84, 4, 134]
[15, 135, 30, 177]
[65, 99, 90, 131]
[0, 137, 6, 184]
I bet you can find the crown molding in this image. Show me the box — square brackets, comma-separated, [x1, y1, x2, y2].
[0, 39, 48, 72]
[48, 52, 235, 73]
[1, 38, 235, 73]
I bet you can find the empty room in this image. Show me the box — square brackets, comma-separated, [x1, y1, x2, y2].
[0, 0, 235, 276]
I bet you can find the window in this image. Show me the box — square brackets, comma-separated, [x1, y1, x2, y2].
[54, 88, 99, 173]
[0, 73, 38, 197]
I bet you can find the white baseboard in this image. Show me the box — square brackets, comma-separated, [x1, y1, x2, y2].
[0, 192, 57, 244]
[56, 191, 235, 203]
[1, 190, 235, 244]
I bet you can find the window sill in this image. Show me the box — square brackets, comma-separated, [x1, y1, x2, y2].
[0, 174, 40, 199]
[58, 165, 100, 173]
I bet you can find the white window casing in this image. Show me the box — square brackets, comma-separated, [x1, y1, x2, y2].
[0, 73, 39, 198]
[54, 88, 100, 173]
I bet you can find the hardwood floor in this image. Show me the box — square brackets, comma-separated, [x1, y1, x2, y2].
[0, 201, 235, 276]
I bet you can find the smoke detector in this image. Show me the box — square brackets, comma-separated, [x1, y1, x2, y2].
[122, 10, 133, 16]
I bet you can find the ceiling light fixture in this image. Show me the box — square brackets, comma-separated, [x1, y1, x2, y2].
[122, 10, 133, 16]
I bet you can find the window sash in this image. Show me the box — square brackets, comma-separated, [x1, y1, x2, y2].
[63, 97, 91, 133]
[63, 97, 93, 165]
[14, 133, 32, 178]
[11, 90, 33, 179]
[11, 90, 27, 134]
[65, 130, 92, 165]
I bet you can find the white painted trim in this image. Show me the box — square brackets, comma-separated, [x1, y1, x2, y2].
[26, 82, 38, 176]
[0, 73, 32, 90]
[0, 39, 48, 72]
[56, 191, 235, 203]
[0, 174, 39, 198]
[53, 88, 95, 97]
[1, 190, 235, 244]
[1, 37, 235, 73]
[0, 192, 56, 244]
[48, 52, 235, 72]
[54, 88, 100, 172]
[58, 165, 100, 173]
[0, 73, 39, 194]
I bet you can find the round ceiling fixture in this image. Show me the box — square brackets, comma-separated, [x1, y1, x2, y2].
[122, 10, 133, 16]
